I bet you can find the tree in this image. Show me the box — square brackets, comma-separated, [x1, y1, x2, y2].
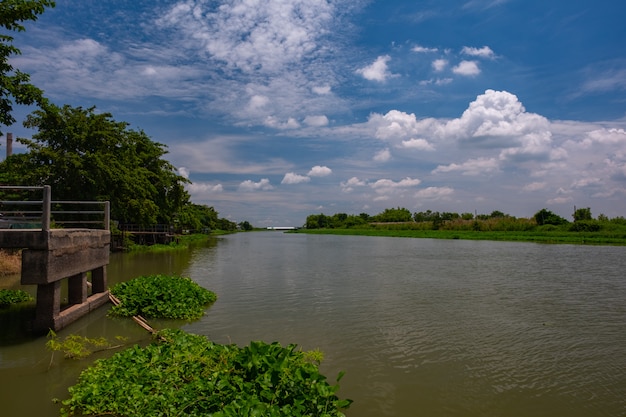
[239, 220, 253, 231]
[0, 0, 55, 136]
[534, 208, 568, 226]
[572, 207, 592, 222]
[3, 103, 190, 225]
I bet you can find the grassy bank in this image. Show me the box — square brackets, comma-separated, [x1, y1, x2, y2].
[296, 227, 626, 245]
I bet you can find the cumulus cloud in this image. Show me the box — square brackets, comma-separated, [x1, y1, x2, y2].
[461, 46, 495, 59]
[308, 166, 333, 177]
[312, 85, 332, 95]
[415, 186, 455, 199]
[443, 89, 553, 160]
[239, 178, 274, 191]
[374, 148, 392, 162]
[304, 115, 329, 127]
[370, 177, 422, 194]
[401, 138, 436, 151]
[356, 55, 395, 82]
[341, 177, 367, 192]
[282, 173, 311, 184]
[413, 45, 438, 53]
[432, 59, 448, 72]
[264, 116, 300, 129]
[188, 182, 224, 194]
[452, 60, 481, 76]
[432, 157, 500, 176]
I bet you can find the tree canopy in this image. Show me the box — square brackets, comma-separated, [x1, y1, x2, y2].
[0, 0, 55, 136]
[1, 103, 190, 225]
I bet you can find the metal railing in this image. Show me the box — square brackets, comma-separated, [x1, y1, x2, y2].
[0, 185, 110, 231]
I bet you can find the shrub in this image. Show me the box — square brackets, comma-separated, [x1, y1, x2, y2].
[109, 274, 217, 320]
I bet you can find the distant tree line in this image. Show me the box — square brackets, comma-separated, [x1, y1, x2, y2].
[305, 207, 626, 232]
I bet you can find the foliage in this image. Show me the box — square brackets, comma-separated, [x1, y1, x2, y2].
[1, 103, 189, 226]
[58, 329, 351, 417]
[176, 203, 219, 232]
[573, 207, 593, 222]
[109, 274, 217, 320]
[0, 288, 32, 306]
[45, 330, 123, 360]
[371, 207, 412, 222]
[0, 0, 55, 136]
[239, 220, 253, 231]
[534, 208, 569, 226]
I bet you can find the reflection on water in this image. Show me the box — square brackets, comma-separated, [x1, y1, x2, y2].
[1, 233, 625, 417]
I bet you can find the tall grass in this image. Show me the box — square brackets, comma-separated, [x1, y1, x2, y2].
[0, 250, 21, 276]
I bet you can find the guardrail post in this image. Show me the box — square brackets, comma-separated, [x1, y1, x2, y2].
[104, 201, 110, 230]
[42, 185, 51, 231]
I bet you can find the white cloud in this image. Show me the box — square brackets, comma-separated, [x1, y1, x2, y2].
[452, 60, 481, 76]
[523, 182, 547, 192]
[341, 177, 367, 192]
[401, 138, 436, 151]
[432, 157, 500, 176]
[178, 167, 190, 179]
[188, 182, 224, 194]
[239, 179, 274, 191]
[371, 177, 422, 194]
[304, 115, 329, 127]
[312, 85, 332, 95]
[308, 166, 333, 177]
[413, 45, 438, 53]
[356, 55, 395, 82]
[374, 148, 392, 162]
[442, 90, 553, 160]
[158, 0, 336, 74]
[461, 46, 495, 59]
[415, 187, 455, 199]
[432, 59, 448, 72]
[264, 116, 301, 130]
[281, 172, 311, 184]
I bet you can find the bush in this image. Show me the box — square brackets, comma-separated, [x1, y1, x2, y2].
[109, 274, 217, 320]
[569, 221, 601, 232]
[59, 329, 351, 417]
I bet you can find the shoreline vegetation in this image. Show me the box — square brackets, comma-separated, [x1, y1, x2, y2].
[295, 226, 626, 245]
[297, 207, 626, 246]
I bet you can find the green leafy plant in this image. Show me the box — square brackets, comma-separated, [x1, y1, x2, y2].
[109, 274, 217, 320]
[46, 330, 126, 360]
[0, 289, 33, 307]
[59, 329, 351, 417]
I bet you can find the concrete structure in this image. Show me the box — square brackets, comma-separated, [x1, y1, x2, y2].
[0, 185, 111, 333]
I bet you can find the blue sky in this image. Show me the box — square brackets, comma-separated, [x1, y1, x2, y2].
[5, 0, 626, 226]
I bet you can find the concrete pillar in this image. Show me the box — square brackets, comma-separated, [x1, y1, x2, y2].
[91, 266, 107, 293]
[68, 272, 88, 304]
[35, 281, 61, 330]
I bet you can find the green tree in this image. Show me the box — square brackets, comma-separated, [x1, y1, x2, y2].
[573, 207, 592, 222]
[239, 220, 253, 231]
[3, 103, 189, 225]
[374, 207, 412, 222]
[0, 0, 55, 136]
[534, 208, 568, 226]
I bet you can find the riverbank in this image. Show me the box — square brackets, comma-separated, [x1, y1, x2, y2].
[295, 228, 626, 245]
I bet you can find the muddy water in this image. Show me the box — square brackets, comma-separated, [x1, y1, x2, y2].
[1, 234, 625, 417]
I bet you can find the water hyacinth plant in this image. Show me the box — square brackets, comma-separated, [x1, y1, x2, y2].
[59, 329, 352, 417]
[109, 274, 217, 320]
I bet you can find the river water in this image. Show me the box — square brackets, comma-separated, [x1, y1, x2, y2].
[1, 233, 625, 416]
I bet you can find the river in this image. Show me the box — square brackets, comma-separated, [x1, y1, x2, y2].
[1, 233, 625, 416]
